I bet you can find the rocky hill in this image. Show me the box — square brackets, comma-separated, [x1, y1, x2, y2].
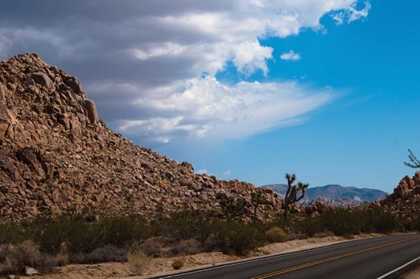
[260, 184, 387, 207]
[0, 53, 281, 222]
[378, 172, 420, 218]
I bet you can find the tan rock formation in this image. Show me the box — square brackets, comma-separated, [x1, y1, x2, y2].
[380, 171, 420, 219]
[0, 53, 282, 222]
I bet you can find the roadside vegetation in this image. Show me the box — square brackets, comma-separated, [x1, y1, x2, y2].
[0, 203, 418, 276]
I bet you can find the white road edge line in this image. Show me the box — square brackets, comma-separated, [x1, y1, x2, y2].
[377, 255, 420, 279]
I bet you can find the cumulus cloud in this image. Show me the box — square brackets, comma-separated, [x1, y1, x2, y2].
[281, 50, 301, 61]
[0, 0, 370, 144]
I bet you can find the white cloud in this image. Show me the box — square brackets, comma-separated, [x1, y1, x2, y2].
[223, 170, 232, 175]
[232, 40, 273, 75]
[0, 1, 370, 144]
[332, 2, 371, 25]
[281, 50, 301, 61]
[116, 75, 334, 141]
[132, 42, 187, 60]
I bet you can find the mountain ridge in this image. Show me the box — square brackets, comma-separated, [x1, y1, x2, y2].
[260, 184, 387, 206]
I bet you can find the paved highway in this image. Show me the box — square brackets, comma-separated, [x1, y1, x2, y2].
[154, 234, 420, 279]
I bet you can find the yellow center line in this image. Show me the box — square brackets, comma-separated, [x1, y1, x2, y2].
[251, 237, 419, 279]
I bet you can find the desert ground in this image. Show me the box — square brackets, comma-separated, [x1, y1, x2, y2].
[23, 233, 420, 279]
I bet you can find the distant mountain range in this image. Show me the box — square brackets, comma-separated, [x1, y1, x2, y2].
[260, 184, 388, 207]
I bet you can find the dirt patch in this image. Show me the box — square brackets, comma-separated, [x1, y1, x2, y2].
[402, 266, 420, 279]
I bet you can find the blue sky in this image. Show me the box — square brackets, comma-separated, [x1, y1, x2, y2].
[0, 0, 418, 192]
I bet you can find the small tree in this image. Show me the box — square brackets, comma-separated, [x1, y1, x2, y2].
[283, 173, 309, 218]
[251, 190, 263, 223]
[219, 196, 247, 223]
[404, 149, 420, 168]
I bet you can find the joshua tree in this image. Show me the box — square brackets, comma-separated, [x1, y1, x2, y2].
[251, 190, 263, 223]
[404, 149, 420, 168]
[283, 173, 309, 218]
[219, 196, 246, 223]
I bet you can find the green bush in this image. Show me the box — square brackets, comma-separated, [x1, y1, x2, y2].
[152, 209, 212, 243]
[0, 223, 27, 245]
[95, 216, 151, 248]
[319, 208, 361, 236]
[411, 211, 420, 232]
[359, 206, 400, 234]
[266, 214, 293, 231]
[294, 216, 323, 237]
[265, 227, 289, 243]
[27, 214, 150, 255]
[28, 215, 94, 254]
[210, 221, 265, 255]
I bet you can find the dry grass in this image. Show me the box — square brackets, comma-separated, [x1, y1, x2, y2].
[266, 227, 289, 243]
[127, 252, 152, 275]
[0, 240, 59, 275]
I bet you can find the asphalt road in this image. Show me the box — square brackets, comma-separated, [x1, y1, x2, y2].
[154, 234, 420, 279]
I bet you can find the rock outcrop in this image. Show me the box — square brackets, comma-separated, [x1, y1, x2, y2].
[0, 53, 281, 222]
[379, 171, 420, 218]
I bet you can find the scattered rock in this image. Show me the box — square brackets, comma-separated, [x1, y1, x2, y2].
[24, 266, 40, 276]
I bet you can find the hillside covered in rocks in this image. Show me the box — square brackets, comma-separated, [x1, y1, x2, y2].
[0, 53, 281, 222]
[378, 171, 420, 219]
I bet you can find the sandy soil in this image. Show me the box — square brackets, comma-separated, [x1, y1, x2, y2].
[402, 266, 420, 279]
[16, 233, 415, 279]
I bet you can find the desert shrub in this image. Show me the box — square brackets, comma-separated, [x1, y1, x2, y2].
[28, 214, 150, 255]
[168, 239, 203, 256]
[83, 245, 127, 264]
[171, 259, 184, 270]
[319, 208, 361, 236]
[152, 209, 212, 243]
[359, 206, 400, 233]
[265, 214, 293, 231]
[265, 227, 289, 243]
[294, 216, 323, 237]
[0, 240, 56, 275]
[135, 238, 162, 257]
[4, 240, 41, 269]
[0, 223, 27, 245]
[95, 215, 151, 248]
[412, 211, 420, 232]
[39, 255, 59, 274]
[68, 253, 84, 264]
[210, 221, 265, 255]
[28, 215, 95, 255]
[127, 252, 152, 275]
